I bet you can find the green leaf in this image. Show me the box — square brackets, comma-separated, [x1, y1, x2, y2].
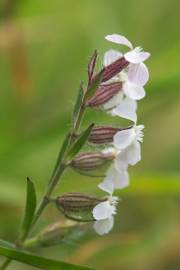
[19, 178, 37, 242]
[0, 242, 95, 270]
[72, 82, 84, 128]
[51, 132, 71, 179]
[85, 70, 103, 101]
[66, 123, 94, 161]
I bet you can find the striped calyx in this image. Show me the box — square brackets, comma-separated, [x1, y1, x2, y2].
[56, 193, 106, 222]
[86, 82, 122, 107]
[91, 56, 129, 84]
[71, 152, 114, 171]
[89, 125, 132, 144]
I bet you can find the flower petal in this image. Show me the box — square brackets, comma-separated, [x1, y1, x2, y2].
[93, 201, 115, 220]
[112, 166, 129, 189]
[120, 141, 141, 166]
[124, 48, 150, 64]
[138, 51, 150, 62]
[113, 127, 136, 149]
[99, 164, 129, 192]
[98, 177, 114, 194]
[103, 91, 123, 111]
[105, 34, 133, 49]
[128, 62, 149, 86]
[112, 98, 137, 122]
[123, 81, 145, 100]
[94, 217, 114, 235]
[115, 153, 129, 171]
[104, 49, 123, 66]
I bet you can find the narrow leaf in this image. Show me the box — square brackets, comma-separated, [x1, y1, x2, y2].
[73, 82, 84, 128]
[19, 178, 37, 241]
[88, 50, 98, 84]
[0, 242, 95, 270]
[50, 132, 71, 180]
[85, 70, 103, 101]
[66, 123, 94, 161]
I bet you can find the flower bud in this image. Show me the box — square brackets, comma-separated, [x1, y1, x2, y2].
[86, 82, 122, 107]
[24, 221, 80, 248]
[88, 125, 132, 144]
[56, 192, 106, 222]
[71, 152, 114, 171]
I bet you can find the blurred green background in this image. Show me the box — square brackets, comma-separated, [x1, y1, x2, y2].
[0, 0, 180, 269]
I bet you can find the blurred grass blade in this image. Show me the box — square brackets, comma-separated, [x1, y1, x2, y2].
[66, 123, 94, 161]
[73, 82, 84, 128]
[19, 178, 37, 241]
[0, 242, 95, 270]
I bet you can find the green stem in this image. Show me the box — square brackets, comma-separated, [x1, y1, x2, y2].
[31, 163, 66, 227]
[0, 95, 86, 270]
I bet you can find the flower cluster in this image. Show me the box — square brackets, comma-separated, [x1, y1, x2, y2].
[57, 34, 150, 236]
[89, 34, 150, 235]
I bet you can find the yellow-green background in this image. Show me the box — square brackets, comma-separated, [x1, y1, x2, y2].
[0, 0, 180, 269]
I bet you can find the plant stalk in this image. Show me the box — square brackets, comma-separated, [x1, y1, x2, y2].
[0, 98, 86, 270]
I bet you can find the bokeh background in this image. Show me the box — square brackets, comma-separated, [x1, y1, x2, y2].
[0, 0, 180, 269]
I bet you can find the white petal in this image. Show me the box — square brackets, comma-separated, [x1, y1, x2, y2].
[113, 128, 136, 150]
[137, 51, 150, 62]
[98, 177, 114, 194]
[123, 81, 145, 100]
[128, 63, 149, 86]
[104, 49, 123, 66]
[120, 141, 141, 166]
[99, 164, 128, 192]
[135, 125, 144, 142]
[93, 201, 115, 220]
[94, 217, 114, 235]
[103, 91, 123, 111]
[105, 34, 133, 49]
[112, 98, 137, 123]
[111, 166, 129, 189]
[115, 153, 129, 171]
[124, 48, 150, 64]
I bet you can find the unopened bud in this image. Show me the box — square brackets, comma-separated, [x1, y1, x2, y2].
[56, 192, 106, 222]
[24, 221, 79, 248]
[86, 82, 122, 107]
[89, 125, 132, 144]
[71, 152, 114, 171]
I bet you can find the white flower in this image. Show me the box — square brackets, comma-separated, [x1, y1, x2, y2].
[98, 125, 144, 194]
[113, 125, 144, 169]
[103, 50, 145, 101]
[105, 34, 150, 86]
[93, 190, 118, 235]
[102, 49, 146, 123]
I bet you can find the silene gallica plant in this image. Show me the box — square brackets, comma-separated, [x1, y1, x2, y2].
[0, 34, 150, 270]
